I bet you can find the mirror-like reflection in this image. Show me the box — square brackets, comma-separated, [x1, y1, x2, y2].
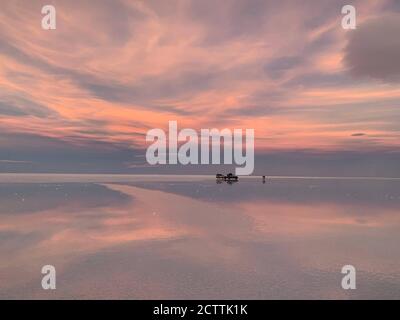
[1, 176, 400, 299]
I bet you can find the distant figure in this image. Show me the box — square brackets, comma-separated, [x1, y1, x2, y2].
[262, 175, 266, 184]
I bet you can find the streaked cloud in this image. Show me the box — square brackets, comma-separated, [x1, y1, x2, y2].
[0, 0, 399, 173]
[344, 14, 400, 82]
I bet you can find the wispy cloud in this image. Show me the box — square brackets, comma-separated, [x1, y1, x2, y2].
[0, 0, 399, 173]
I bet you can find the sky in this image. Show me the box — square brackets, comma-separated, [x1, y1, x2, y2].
[0, 0, 399, 175]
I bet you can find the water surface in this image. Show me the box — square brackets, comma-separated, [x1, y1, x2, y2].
[0, 174, 400, 299]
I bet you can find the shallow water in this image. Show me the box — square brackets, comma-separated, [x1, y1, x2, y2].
[1, 174, 400, 299]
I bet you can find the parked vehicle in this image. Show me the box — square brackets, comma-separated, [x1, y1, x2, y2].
[215, 173, 239, 181]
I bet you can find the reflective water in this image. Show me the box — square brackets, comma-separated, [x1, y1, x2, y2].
[0, 175, 400, 299]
